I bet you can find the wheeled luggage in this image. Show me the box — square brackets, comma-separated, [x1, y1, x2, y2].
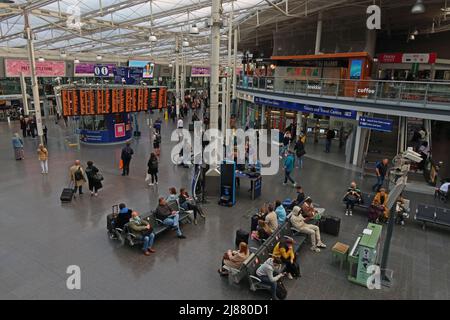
[60, 187, 74, 203]
[319, 215, 341, 236]
[235, 229, 249, 247]
[251, 214, 260, 232]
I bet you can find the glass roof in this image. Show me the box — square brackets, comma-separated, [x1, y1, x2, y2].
[0, 0, 270, 62]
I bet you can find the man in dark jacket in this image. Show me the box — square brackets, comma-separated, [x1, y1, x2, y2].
[128, 211, 156, 256]
[325, 128, 335, 153]
[155, 197, 186, 239]
[121, 142, 134, 176]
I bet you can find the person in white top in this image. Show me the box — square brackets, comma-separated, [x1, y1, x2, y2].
[440, 182, 450, 193]
[177, 118, 184, 129]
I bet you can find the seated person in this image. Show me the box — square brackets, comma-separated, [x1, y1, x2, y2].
[218, 242, 250, 276]
[272, 238, 299, 279]
[395, 194, 409, 226]
[439, 181, 450, 202]
[289, 185, 305, 210]
[257, 205, 268, 220]
[128, 211, 156, 256]
[343, 181, 362, 216]
[116, 203, 132, 229]
[155, 197, 186, 239]
[290, 206, 326, 253]
[179, 188, 205, 225]
[368, 199, 384, 224]
[373, 188, 389, 222]
[301, 198, 324, 223]
[256, 220, 272, 241]
[265, 204, 278, 232]
[166, 187, 179, 202]
[255, 257, 285, 300]
[274, 200, 287, 225]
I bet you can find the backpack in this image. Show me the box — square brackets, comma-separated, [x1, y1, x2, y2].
[74, 167, 83, 181]
[150, 159, 158, 170]
[276, 280, 287, 300]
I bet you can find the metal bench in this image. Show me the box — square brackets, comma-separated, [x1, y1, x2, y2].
[435, 207, 450, 228]
[415, 204, 436, 229]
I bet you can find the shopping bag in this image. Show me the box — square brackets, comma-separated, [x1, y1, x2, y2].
[145, 173, 151, 182]
[119, 159, 123, 170]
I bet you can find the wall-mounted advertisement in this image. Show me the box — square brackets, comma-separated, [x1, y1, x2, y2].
[191, 66, 210, 77]
[128, 60, 154, 78]
[74, 63, 116, 77]
[349, 60, 363, 80]
[5, 59, 66, 77]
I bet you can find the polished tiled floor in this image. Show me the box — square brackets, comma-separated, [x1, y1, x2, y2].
[0, 113, 449, 300]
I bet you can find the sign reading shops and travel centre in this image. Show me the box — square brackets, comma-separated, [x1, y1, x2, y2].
[254, 97, 357, 120]
[358, 116, 393, 132]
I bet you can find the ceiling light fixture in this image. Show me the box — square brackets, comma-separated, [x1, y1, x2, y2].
[38, 57, 45, 62]
[149, 34, 157, 42]
[190, 24, 199, 34]
[409, 34, 415, 40]
[96, 54, 102, 60]
[182, 39, 189, 47]
[411, 0, 425, 14]
[74, 59, 80, 64]
[60, 51, 67, 58]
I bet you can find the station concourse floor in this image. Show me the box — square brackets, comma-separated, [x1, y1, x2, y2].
[0, 113, 449, 300]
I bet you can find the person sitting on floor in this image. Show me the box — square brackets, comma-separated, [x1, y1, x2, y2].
[255, 257, 285, 300]
[343, 181, 362, 216]
[275, 200, 287, 225]
[179, 188, 205, 225]
[128, 211, 156, 256]
[265, 203, 278, 232]
[290, 206, 326, 253]
[155, 197, 186, 239]
[257, 220, 273, 241]
[218, 242, 250, 276]
[272, 238, 299, 279]
[373, 188, 389, 222]
[301, 197, 324, 223]
[166, 187, 179, 202]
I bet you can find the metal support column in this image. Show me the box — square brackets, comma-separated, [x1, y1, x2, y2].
[210, 0, 221, 130]
[20, 73, 30, 116]
[175, 37, 180, 118]
[352, 112, 363, 166]
[296, 112, 302, 139]
[314, 11, 323, 54]
[24, 11, 43, 144]
[221, 77, 226, 132]
[232, 28, 238, 115]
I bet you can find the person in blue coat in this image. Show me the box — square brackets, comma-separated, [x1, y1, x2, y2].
[283, 151, 296, 187]
[275, 200, 287, 225]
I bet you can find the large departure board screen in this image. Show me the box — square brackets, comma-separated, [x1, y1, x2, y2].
[61, 87, 167, 116]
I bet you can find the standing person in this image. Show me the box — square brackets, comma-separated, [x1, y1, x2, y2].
[372, 158, 389, 192]
[283, 151, 296, 187]
[153, 131, 161, 157]
[85, 161, 102, 197]
[69, 160, 86, 196]
[280, 130, 292, 158]
[293, 136, 306, 169]
[121, 142, 134, 176]
[325, 128, 335, 153]
[37, 144, 48, 174]
[19, 116, 27, 137]
[12, 133, 25, 160]
[147, 153, 159, 186]
[43, 125, 48, 145]
[153, 117, 162, 134]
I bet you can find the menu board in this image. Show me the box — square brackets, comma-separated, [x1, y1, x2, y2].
[61, 87, 167, 116]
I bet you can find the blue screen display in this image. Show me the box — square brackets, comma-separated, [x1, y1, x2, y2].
[350, 60, 363, 80]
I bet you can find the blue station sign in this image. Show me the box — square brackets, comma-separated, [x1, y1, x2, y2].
[359, 117, 393, 132]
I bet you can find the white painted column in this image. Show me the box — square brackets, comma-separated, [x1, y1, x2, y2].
[210, 0, 221, 130]
[352, 112, 363, 165]
[261, 105, 265, 129]
[20, 72, 29, 116]
[296, 112, 302, 138]
[314, 11, 323, 54]
[175, 37, 180, 118]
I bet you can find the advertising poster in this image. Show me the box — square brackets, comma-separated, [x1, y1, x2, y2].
[74, 63, 116, 77]
[349, 60, 363, 80]
[128, 60, 154, 78]
[191, 67, 210, 77]
[5, 59, 66, 77]
[114, 123, 126, 138]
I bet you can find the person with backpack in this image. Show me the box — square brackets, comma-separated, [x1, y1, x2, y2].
[121, 142, 134, 176]
[69, 160, 86, 196]
[255, 257, 286, 300]
[85, 161, 103, 197]
[283, 151, 296, 187]
[146, 153, 158, 186]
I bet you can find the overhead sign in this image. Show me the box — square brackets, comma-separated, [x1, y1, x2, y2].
[94, 65, 110, 77]
[74, 63, 116, 77]
[114, 123, 126, 138]
[254, 97, 357, 120]
[5, 59, 66, 77]
[191, 66, 210, 77]
[378, 53, 437, 64]
[359, 116, 393, 132]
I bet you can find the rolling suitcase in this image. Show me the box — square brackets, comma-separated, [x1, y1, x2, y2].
[235, 229, 249, 248]
[250, 214, 260, 232]
[107, 205, 119, 233]
[320, 215, 341, 236]
[60, 187, 74, 203]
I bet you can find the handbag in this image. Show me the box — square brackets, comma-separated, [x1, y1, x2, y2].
[119, 159, 124, 169]
[94, 173, 104, 181]
[145, 173, 151, 182]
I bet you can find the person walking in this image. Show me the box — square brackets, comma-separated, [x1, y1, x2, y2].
[121, 142, 134, 176]
[43, 125, 48, 145]
[147, 153, 159, 186]
[12, 133, 25, 160]
[325, 128, 335, 153]
[37, 144, 48, 174]
[153, 131, 161, 157]
[372, 158, 389, 192]
[283, 151, 297, 187]
[69, 160, 86, 196]
[85, 161, 103, 196]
